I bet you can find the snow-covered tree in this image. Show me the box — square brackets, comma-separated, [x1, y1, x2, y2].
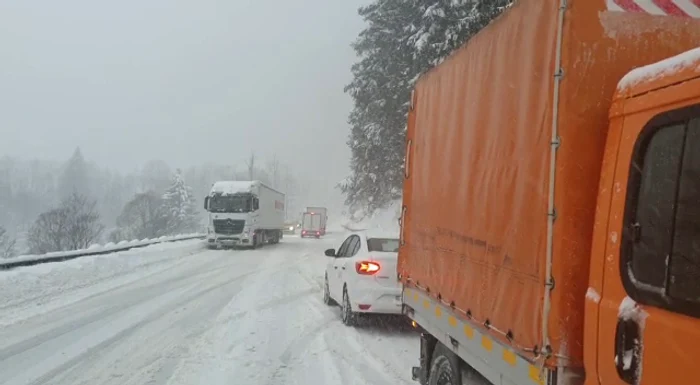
[161, 170, 199, 234]
[343, 0, 514, 215]
[0, 226, 16, 259]
[112, 191, 168, 241]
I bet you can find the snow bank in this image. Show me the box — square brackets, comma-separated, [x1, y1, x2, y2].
[0, 238, 205, 327]
[618, 47, 700, 92]
[5, 233, 203, 265]
[340, 199, 402, 234]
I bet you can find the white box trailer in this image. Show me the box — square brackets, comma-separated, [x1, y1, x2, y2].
[204, 181, 285, 249]
[305, 206, 327, 235]
[300, 212, 323, 238]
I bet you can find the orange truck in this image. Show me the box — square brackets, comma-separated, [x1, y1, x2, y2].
[398, 1, 700, 384]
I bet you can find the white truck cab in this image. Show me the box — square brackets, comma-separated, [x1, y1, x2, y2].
[204, 181, 285, 249]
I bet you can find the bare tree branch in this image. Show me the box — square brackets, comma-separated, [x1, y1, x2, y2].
[28, 193, 104, 254]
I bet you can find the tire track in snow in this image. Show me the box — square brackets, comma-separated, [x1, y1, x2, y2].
[0, 255, 251, 360]
[20, 275, 245, 385]
[0, 245, 295, 385]
[0, 241, 206, 314]
[264, 310, 338, 385]
[321, 325, 409, 385]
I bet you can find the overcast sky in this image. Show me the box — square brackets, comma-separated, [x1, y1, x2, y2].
[0, 0, 366, 207]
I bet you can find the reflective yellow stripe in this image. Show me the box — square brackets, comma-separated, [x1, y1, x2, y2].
[435, 306, 442, 318]
[529, 365, 545, 385]
[481, 335, 493, 351]
[463, 324, 474, 339]
[448, 316, 457, 327]
[503, 349, 517, 366]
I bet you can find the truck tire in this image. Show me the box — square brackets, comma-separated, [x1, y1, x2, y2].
[341, 286, 357, 326]
[428, 342, 462, 385]
[253, 233, 262, 249]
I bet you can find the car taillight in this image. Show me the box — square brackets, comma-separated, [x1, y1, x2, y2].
[316, 231, 320, 235]
[302, 230, 306, 234]
[356, 261, 380, 275]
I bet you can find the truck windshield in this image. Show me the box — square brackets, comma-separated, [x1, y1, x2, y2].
[208, 194, 252, 213]
[367, 238, 400, 252]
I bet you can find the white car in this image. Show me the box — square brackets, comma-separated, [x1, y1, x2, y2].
[323, 231, 402, 326]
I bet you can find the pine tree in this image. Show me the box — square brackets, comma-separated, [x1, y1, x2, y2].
[343, 0, 514, 215]
[161, 170, 199, 235]
[58, 147, 90, 200]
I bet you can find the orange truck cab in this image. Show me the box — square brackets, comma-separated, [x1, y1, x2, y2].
[586, 49, 700, 385]
[398, 1, 700, 385]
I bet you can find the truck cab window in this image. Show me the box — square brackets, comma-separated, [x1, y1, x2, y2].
[628, 124, 684, 289]
[669, 119, 700, 302]
[624, 109, 700, 316]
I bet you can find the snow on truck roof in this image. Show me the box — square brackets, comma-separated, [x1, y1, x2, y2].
[617, 47, 700, 95]
[209, 181, 257, 195]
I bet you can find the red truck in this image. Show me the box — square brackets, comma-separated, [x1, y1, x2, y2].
[398, 1, 700, 384]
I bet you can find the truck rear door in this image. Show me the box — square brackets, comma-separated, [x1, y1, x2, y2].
[598, 98, 700, 384]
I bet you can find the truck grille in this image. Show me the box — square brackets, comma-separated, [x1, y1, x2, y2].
[213, 219, 245, 235]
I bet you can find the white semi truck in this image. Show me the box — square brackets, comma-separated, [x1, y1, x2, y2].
[204, 181, 285, 249]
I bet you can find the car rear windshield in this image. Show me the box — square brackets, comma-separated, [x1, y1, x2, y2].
[367, 238, 399, 252]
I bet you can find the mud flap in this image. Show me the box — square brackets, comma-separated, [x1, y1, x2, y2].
[413, 332, 437, 384]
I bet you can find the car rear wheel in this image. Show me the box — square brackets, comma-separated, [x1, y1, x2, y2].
[341, 287, 357, 326]
[323, 276, 336, 306]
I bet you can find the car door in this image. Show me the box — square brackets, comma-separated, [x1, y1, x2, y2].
[597, 107, 700, 384]
[329, 236, 352, 299]
[339, 235, 362, 291]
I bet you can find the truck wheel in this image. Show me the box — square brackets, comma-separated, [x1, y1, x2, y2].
[428, 342, 462, 385]
[253, 234, 261, 249]
[341, 287, 357, 326]
[323, 275, 337, 306]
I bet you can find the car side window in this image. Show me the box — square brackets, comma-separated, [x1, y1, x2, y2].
[622, 106, 700, 318]
[337, 237, 352, 257]
[348, 236, 362, 257]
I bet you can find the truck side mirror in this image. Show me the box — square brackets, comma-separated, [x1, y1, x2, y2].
[325, 249, 336, 257]
[204, 196, 209, 210]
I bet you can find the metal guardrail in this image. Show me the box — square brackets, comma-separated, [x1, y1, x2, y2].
[0, 234, 205, 271]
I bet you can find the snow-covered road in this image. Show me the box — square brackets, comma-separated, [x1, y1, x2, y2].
[0, 235, 417, 385]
